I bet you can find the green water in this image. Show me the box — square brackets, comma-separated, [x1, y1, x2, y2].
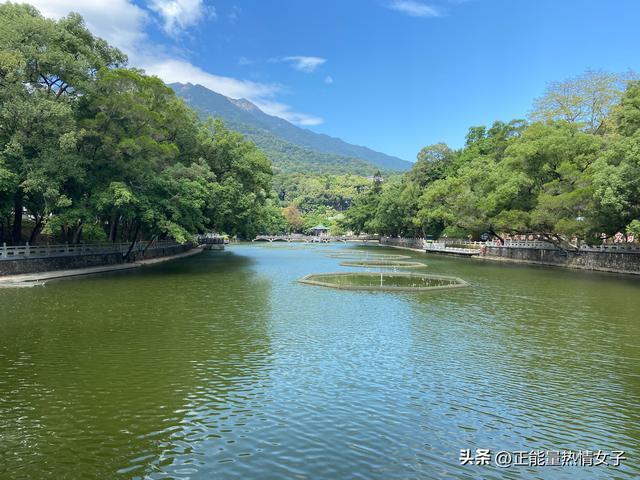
[0, 243, 638, 479]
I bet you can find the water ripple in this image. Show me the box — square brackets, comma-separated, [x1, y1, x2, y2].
[0, 244, 638, 479]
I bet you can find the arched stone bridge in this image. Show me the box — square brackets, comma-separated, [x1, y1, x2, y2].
[253, 235, 379, 243]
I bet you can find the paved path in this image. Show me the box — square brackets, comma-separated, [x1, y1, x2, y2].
[0, 247, 204, 287]
[424, 246, 480, 256]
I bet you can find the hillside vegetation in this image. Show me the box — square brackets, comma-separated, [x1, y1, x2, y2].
[171, 82, 411, 175]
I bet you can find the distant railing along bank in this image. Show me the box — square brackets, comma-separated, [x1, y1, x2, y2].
[485, 239, 640, 252]
[1, 240, 184, 261]
[381, 236, 640, 252]
[379, 236, 640, 275]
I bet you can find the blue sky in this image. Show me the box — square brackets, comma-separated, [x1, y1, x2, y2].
[24, 0, 640, 161]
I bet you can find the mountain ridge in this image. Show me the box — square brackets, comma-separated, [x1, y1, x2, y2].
[170, 82, 412, 174]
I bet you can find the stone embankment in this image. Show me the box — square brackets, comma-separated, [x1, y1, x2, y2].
[481, 242, 640, 275]
[0, 247, 204, 287]
[0, 240, 199, 277]
[380, 237, 640, 275]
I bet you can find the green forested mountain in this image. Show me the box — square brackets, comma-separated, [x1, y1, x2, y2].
[170, 83, 412, 175]
[226, 121, 380, 176]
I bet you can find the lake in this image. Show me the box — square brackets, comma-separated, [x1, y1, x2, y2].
[0, 243, 638, 479]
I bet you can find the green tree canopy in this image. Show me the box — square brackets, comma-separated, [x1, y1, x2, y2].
[0, 4, 274, 247]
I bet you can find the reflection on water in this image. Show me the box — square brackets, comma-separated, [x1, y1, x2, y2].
[0, 243, 638, 479]
[0, 253, 273, 479]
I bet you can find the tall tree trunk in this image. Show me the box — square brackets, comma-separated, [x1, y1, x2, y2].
[123, 220, 131, 242]
[0, 217, 7, 244]
[141, 235, 158, 255]
[488, 228, 504, 243]
[72, 220, 84, 244]
[61, 221, 71, 243]
[28, 214, 44, 245]
[11, 189, 23, 245]
[108, 212, 118, 243]
[123, 223, 140, 262]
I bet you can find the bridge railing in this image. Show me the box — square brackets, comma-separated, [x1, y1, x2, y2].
[0, 240, 181, 260]
[254, 234, 379, 242]
[433, 239, 484, 245]
[427, 241, 483, 252]
[485, 239, 549, 249]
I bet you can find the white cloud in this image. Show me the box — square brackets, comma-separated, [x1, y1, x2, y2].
[281, 56, 326, 73]
[227, 5, 241, 23]
[143, 58, 278, 99]
[23, 0, 148, 53]
[148, 0, 212, 36]
[20, 0, 323, 126]
[324, 75, 334, 84]
[387, 0, 442, 18]
[252, 99, 324, 126]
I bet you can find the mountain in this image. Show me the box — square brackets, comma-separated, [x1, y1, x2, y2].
[170, 83, 412, 175]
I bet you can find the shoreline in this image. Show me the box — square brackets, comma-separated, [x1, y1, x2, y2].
[379, 242, 640, 277]
[470, 252, 640, 276]
[0, 247, 205, 287]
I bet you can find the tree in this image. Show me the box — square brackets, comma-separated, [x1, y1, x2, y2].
[531, 69, 632, 134]
[408, 143, 454, 187]
[344, 71, 639, 246]
[1, 4, 275, 249]
[614, 80, 640, 136]
[416, 155, 504, 239]
[282, 205, 303, 233]
[590, 83, 640, 238]
[496, 122, 604, 241]
[74, 68, 210, 247]
[253, 199, 288, 235]
[0, 3, 125, 244]
[200, 120, 272, 238]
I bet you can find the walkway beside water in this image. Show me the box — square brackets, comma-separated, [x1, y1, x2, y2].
[0, 247, 204, 287]
[380, 236, 640, 276]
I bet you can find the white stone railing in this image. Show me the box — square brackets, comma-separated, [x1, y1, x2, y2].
[435, 239, 484, 246]
[0, 240, 182, 260]
[485, 239, 640, 251]
[486, 239, 550, 249]
[384, 236, 640, 252]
